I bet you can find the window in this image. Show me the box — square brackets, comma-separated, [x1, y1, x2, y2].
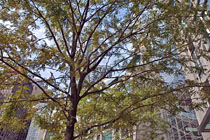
[193, 131, 201, 136]
[181, 137, 186, 140]
[171, 118, 176, 126]
[102, 130, 112, 140]
[97, 135, 100, 140]
[178, 121, 183, 129]
[205, 36, 210, 52]
[186, 137, 192, 140]
[202, 79, 210, 94]
[188, 43, 195, 55]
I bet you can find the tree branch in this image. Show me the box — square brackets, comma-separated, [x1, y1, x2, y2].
[0, 58, 68, 119]
[32, 0, 64, 57]
[3, 53, 67, 94]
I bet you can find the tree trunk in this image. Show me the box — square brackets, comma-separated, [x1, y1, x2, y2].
[64, 100, 78, 140]
[64, 119, 76, 140]
[65, 73, 79, 140]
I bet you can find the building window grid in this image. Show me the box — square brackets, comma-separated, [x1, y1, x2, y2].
[168, 113, 203, 140]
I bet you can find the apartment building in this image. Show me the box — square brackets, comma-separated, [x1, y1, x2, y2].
[25, 85, 47, 140]
[0, 72, 47, 140]
[184, 33, 210, 140]
[0, 80, 33, 140]
[181, 0, 210, 139]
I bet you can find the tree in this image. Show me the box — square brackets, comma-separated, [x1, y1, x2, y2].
[0, 0, 209, 140]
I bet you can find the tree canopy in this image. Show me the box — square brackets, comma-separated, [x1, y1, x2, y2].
[0, 0, 209, 140]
